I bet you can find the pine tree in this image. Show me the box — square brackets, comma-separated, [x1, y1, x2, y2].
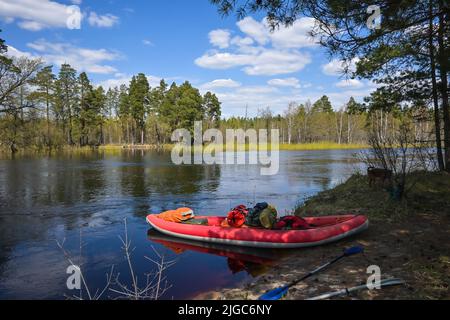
[203, 91, 221, 128]
[30, 66, 56, 147]
[89, 86, 106, 145]
[313, 96, 333, 114]
[78, 72, 93, 146]
[56, 64, 78, 145]
[128, 73, 149, 144]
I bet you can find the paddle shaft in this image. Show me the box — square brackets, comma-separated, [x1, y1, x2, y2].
[287, 254, 345, 288]
[307, 279, 405, 300]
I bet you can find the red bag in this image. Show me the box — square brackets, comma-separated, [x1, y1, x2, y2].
[274, 216, 310, 230]
[227, 205, 248, 228]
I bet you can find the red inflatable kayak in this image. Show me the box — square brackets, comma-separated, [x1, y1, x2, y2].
[146, 214, 369, 249]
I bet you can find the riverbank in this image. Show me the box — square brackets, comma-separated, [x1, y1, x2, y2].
[198, 171, 450, 300]
[100, 142, 368, 152]
[105, 142, 367, 151]
[0, 142, 368, 157]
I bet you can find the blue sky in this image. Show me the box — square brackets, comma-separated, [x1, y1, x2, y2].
[1, 0, 376, 117]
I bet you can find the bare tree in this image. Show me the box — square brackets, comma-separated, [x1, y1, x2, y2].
[335, 106, 345, 144]
[360, 112, 433, 199]
[0, 56, 42, 114]
[284, 102, 297, 145]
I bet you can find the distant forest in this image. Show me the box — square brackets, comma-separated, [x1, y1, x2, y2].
[0, 30, 439, 156]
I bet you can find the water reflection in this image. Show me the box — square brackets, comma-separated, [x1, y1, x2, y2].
[147, 229, 287, 277]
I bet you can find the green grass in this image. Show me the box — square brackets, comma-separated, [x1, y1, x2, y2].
[294, 171, 450, 221]
[279, 142, 368, 151]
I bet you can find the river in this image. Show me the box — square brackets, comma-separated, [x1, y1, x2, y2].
[0, 149, 364, 299]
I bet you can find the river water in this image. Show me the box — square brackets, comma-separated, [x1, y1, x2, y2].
[0, 149, 364, 299]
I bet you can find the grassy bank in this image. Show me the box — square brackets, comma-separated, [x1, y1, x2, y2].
[100, 142, 368, 152]
[202, 171, 450, 300]
[295, 171, 450, 220]
[1, 142, 368, 155]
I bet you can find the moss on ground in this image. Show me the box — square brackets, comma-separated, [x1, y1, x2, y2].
[295, 171, 450, 222]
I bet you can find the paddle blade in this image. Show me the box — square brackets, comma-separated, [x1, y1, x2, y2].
[344, 246, 364, 256]
[258, 286, 289, 301]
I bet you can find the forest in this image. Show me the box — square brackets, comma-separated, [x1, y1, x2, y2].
[0, 30, 436, 154]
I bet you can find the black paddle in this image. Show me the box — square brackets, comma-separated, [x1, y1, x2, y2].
[258, 246, 364, 300]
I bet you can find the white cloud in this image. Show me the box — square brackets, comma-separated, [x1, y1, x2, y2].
[322, 58, 360, 76]
[201, 81, 377, 118]
[268, 77, 301, 89]
[201, 79, 241, 90]
[327, 88, 374, 107]
[196, 50, 310, 76]
[0, 0, 118, 31]
[209, 29, 231, 49]
[237, 17, 270, 45]
[0, 0, 76, 30]
[237, 17, 317, 49]
[5, 45, 33, 59]
[196, 16, 315, 76]
[142, 39, 154, 46]
[335, 79, 364, 89]
[269, 18, 317, 48]
[26, 39, 121, 74]
[236, 86, 278, 95]
[88, 12, 119, 28]
[230, 36, 254, 47]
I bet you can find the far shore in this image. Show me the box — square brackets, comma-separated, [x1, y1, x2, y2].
[101, 142, 369, 152]
[0, 142, 369, 155]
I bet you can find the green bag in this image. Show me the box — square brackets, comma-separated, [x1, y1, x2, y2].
[259, 205, 278, 229]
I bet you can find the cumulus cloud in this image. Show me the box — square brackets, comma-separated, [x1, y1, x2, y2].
[0, 0, 75, 30]
[5, 45, 33, 59]
[195, 16, 316, 76]
[196, 50, 311, 76]
[322, 58, 360, 76]
[209, 29, 231, 49]
[335, 79, 364, 89]
[268, 77, 301, 89]
[201, 79, 242, 90]
[25, 39, 121, 74]
[88, 12, 119, 28]
[0, 0, 118, 31]
[237, 17, 270, 45]
[268, 18, 317, 49]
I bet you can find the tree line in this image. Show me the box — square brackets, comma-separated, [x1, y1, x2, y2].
[0, 34, 436, 155]
[0, 33, 221, 151]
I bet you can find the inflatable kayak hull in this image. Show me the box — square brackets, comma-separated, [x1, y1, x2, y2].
[146, 215, 369, 249]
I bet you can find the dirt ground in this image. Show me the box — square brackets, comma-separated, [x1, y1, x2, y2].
[197, 172, 450, 300]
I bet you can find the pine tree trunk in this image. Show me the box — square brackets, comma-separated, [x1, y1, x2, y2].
[429, 0, 445, 171]
[438, 0, 450, 171]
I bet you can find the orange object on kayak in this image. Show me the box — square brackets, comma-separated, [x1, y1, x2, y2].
[157, 208, 194, 223]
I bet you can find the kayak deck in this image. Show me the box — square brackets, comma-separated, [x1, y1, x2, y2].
[147, 214, 369, 249]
